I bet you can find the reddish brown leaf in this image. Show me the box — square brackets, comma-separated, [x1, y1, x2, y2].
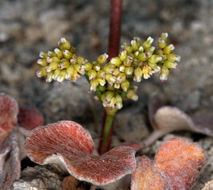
[120, 142, 144, 152]
[0, 129, 20, 190]
[0, 93, 18, 143]
[18, 106, 44, 130]
[154, 138, 207, 190]
[61, 146, 136, 185]
[25, 121, 137, 185]
[131, 156, 170, 190]
[25, 120, 94, 164]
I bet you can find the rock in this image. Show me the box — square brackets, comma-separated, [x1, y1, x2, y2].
[201, 180, 213, 190]
[12, 165, 65, 190]
[114, 110, 149, 142]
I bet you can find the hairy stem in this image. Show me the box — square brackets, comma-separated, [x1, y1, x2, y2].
[98, 0, 122, 154]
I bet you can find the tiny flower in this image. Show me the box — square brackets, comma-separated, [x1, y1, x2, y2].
[58, 37, 71, 50]
[127, 89, 138, 101]
[143, 36, 154, 49]
[63, 50, 72, 59]
[54, 48, 63, 58]
[90, 79, 99, 91]
[121, 80, 130, 92]
[111, 57, 122, 66]
[163, 44, 175, 54]
[97, 53, 108, 64]
[88, 70, 97, 80]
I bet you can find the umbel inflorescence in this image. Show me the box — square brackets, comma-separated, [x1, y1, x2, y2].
[36, 33, 180, 111]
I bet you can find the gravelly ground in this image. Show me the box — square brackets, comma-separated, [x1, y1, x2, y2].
[0, 0, 213, 189]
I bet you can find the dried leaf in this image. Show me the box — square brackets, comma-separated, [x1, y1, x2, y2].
[131, 156, 170, 190]
[154, 138, 207, 190]
[0, 129, 20, 190]
[154, 106, 193, 132]
[155, 107, 213, 137]
[25, 120, 137, 185]
[0, 93, 18, 143]
[18, 106, 44, 130]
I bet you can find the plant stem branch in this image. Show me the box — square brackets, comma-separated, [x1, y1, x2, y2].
[108, 0, 122, 60]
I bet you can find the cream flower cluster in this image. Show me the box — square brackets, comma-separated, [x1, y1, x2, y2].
[36, 33, 180, 110]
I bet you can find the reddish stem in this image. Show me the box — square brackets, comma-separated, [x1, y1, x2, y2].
[108, 0, 122, 60]
[98, 0, 122, 154]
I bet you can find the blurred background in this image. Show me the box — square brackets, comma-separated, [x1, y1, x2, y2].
[0, 0, 213, 146]
[0, 0, 213, 189]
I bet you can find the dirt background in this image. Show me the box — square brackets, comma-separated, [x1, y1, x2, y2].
[0, 0, 213, 189]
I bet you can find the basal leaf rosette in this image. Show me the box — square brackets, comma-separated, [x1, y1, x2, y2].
[25, 121, 137, 185]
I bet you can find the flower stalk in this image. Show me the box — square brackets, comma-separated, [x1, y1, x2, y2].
[98, 0, 122, 154]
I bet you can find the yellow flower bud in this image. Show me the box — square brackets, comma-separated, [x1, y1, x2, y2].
[57, 70, 66, 82]
[131, 39, 139, 51]
[123, 56, 133, 66]
[48, 51, 56, 57]
[119, 50, 127, 61]
[53, 69, 61, 80]
[37, 59, 48, 66]
[46, 72, 54, 82]
[163, 44, 175, 54]
[149, 55, 162, 64]
[127, 89, 138, 101]
[58, 38, 71, 50]
[105, 74, 116, 83]
[143, 37, 154, 49]
[160, 67, 169, 81]
[88, 70, 97, 80]
[125, 67, 134, 76]
[47, 56, 60, 63]
[90, 79, 99, 91]
[142, 65, 152, 79]
[158, 39, 167, 49]
[104, 91, 114, 103]
[59, 60, 70, 69]
[134, 67, 143, 82]
[63, 50, 72, 59]
[111, 57, 122, 66]
[93, 63, 101, 71]
[97, 53, 108, 64]
[117, 73, 126, 83]
[77, 56, 85, 65]
[66, 65, 75, 77]
[114, 83, 120, 89]
[121, 80, 130, 91]
[84, 62, 93, 71]
[119, 65, 125, 72]
[167, 53, 181, 62]
[46, 62, 58, 72]
[36, 67, 47, 78]
[112, 68, 119, 76]
[54, 48, 63, 58]
[164, 60, 177, 69]
[98, 78, 106, 86]
[39, 51, 48, 59]
[124, 45, 133, 53]
[97, 70, 105, 78]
